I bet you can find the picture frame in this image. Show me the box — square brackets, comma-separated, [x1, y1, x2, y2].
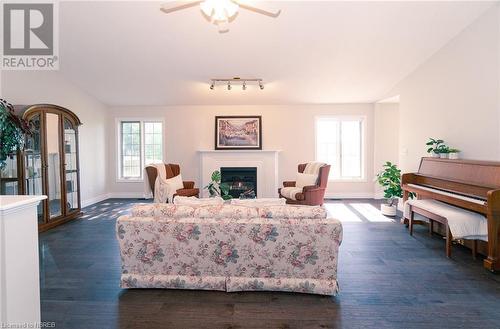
[215, 116, 262, 150]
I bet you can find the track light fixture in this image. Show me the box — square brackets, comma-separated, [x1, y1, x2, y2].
[209, 78, 264, 91]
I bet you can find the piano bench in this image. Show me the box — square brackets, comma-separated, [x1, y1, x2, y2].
[407, 200, 478, 260]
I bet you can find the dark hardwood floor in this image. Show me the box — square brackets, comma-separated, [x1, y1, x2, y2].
[39, 199, 500, 329]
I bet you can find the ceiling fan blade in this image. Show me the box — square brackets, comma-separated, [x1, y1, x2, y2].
[160, 1, 202, 14]
[237, 3, 281, 18]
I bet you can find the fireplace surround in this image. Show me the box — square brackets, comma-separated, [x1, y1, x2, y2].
[198, 150, 280, 198]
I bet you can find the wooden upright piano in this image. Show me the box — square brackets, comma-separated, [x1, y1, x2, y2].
[402, 157, 500, 272]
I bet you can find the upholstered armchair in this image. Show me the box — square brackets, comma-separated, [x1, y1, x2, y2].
[145, 163, 199, 200]
[278, 163, 331, 206]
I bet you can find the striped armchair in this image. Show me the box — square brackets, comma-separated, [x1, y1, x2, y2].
[278, 163, 330, 206]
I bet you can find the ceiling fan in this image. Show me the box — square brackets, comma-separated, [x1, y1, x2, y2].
[160, 0, 281, 33]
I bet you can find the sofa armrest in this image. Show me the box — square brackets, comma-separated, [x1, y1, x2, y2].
[183, 181, 195, 189]
[283, 181, 296, 187]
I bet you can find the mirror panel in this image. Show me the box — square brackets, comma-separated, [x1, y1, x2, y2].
[45, 113, 62, 219]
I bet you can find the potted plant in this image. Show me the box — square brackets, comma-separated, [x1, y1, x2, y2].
[426, 138, 445, 157]
[376, 162, 403, 216]
[0, 99, 31, 170]
[447, 148, 460, 159]
[436, 145, 450, 158]
[204, 170, 232, 200]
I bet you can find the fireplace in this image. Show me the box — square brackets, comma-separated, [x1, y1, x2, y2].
[220, 167, 257, 199]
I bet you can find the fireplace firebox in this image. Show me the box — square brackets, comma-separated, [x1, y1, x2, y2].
[220, 167, 257, 199]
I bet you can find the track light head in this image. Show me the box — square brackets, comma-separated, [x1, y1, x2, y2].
[210, 82, 215, 90]
[227, 82, 231, 90]
[242, 81, 246, 90]
[259, 81, 264, 90]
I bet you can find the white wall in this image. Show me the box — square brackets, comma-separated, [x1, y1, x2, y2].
[373, 103, 399, 198]
[107, 104, 376, 199]
[385, 4, 500, 173]
[1, 71, 109, 206]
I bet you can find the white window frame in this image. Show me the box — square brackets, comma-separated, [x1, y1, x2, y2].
[314, 115, 367, 182]
[116, 118, 166, 183]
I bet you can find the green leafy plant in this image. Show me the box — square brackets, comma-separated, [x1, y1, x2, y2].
[448, 148, 460, 153]
[0, 100, 31, 169]
[204, 170, 232, 200]
[435, 145, 450, 154]
[376, 162, 403, 206]
[426, 138, 445, 154]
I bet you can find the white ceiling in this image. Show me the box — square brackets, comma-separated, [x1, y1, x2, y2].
[58, 1, 495, 106]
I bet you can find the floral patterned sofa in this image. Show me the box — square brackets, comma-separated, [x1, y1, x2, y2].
[116, 204, 343, 295]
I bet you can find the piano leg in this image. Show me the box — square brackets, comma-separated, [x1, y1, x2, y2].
[446, 226, 452, 259]
[409, 209, 414, 236]
[485, 192, 500, 272]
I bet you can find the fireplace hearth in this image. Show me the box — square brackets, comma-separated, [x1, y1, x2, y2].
[220, 167, 257, 199]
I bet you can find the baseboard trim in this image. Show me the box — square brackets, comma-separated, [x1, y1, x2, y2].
[81, 193, 109, 208]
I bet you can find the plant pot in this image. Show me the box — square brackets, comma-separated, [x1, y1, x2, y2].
[448, 152, 460, 160]
[431, 153, 440, 158]
[439, 153, 448, 159]
[381, 204, 397, 217]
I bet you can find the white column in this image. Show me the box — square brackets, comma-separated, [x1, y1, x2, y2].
[0, 195, 46, 326]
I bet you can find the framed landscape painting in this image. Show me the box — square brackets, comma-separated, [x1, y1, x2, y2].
[215, 116, 262, 150]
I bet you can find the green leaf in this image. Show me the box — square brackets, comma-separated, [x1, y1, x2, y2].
[219, 182, 230, 195]
[211, 170, 221, 183]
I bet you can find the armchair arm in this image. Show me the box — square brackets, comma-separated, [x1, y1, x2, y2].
[302, 186, 327, 206]
[183, 181, 195, 189]
[302, 185, 320, 192]
[283, 181, 296, 187]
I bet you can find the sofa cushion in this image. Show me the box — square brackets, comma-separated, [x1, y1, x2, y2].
[194, 205, 259, 219]
[174, 196, 224, 206]
[231, 198, 286, 207]
[131, 204, 195, 218]
[259, 205, 327, 219]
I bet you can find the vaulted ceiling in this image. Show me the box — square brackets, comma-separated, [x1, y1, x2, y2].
[58, 1, 494, 106]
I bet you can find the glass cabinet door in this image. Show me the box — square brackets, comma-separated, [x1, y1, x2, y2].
[64, 118, 79, 213]
[0, 153, 19, 195]
[45, 113, 63, 219]
[24, 114, 45, 223]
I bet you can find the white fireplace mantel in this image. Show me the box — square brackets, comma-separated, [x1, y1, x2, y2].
[198, 150, 281, 198]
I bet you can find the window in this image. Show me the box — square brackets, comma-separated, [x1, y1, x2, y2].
[315, 117, 364, 180]
[118, 120, 164, 180]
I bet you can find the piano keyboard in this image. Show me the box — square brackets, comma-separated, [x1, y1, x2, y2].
[407, 184, 487, 205]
